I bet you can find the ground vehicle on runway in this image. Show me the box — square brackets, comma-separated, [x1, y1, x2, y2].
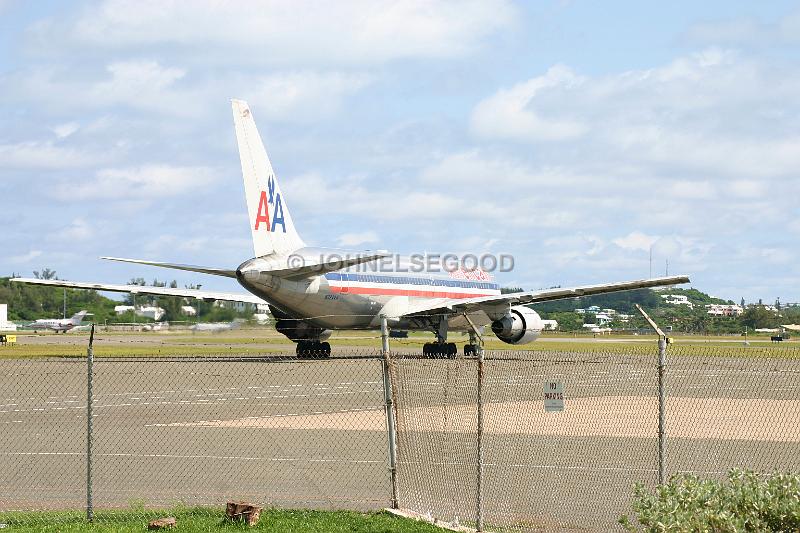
[14, 101, 689, 357]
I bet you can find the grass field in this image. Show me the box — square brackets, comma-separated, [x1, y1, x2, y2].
[0, 508, 444, 532]
[0, 327, 797, 359]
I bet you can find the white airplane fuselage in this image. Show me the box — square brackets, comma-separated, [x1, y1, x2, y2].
[237, 250, 501, 335]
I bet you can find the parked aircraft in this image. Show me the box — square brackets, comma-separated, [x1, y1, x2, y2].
[190, 319, 246, 333]
[14, 100, 689, 357]
[29, 310, 91, 333]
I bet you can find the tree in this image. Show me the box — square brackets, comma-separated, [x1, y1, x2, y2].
[741, 307, 778, 329]
[33, 268, 57, 280]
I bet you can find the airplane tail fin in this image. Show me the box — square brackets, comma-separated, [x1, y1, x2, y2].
[70, 310, 90, 325]
[232, 99, 305, 258]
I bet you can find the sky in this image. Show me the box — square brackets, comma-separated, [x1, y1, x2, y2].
[1, 0, 799, 304]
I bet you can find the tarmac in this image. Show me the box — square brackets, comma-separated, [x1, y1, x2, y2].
[1, 334, 799, 530]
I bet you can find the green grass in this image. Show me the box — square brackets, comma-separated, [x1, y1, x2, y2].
[1, 329, 798, 360]
[0, 508, 444, 532]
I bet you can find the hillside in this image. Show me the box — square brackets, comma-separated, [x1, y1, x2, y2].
[0, 277, 251, 324]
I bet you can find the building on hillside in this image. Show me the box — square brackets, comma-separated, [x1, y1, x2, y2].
[705, 304, 743, 317]
[0, 304, 17, 331]
[595, 313, 614, 325]
[661, 294, 693, 309]
[114, 305, 166, 321]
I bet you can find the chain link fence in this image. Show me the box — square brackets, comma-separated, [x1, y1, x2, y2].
[391, 345, 800, 531]
[1, 351, 392, 525]
[1, 341, 799, 531]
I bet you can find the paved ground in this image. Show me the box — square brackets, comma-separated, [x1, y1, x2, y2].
[1, 340, 799, 531]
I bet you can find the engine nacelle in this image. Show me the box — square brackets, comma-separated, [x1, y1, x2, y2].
[491, 306, 543, 345]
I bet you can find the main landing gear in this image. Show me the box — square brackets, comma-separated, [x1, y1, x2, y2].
[422, 342, 457, 358]
[295, 340, 331, 359]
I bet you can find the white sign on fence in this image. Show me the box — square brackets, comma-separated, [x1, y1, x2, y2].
[543, 381, 564, 412]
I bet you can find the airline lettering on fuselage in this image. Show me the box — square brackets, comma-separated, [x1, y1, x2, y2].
[254, 176, 286, 233]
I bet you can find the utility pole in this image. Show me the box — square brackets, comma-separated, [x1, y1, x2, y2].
[63, 288, 67, 320]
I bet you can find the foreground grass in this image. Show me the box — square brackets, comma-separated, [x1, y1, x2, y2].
[0, 508, 444, 532]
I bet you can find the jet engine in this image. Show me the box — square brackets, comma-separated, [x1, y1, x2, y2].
[491, 306, 543, 345]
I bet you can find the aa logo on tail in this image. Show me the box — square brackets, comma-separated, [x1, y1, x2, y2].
[254, 176, 286, 233]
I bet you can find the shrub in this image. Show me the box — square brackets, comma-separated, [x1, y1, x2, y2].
[620, 469, 800, 532]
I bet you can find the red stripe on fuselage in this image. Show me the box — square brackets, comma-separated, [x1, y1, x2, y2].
[329, 286, 496, 299]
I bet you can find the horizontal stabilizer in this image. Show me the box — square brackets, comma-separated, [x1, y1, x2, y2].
[11, 278, 266, 304]
[101, 257, 236, 278]
[256, 251, 391, 280]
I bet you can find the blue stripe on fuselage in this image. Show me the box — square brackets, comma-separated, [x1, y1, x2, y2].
[324, 272, 499, 290]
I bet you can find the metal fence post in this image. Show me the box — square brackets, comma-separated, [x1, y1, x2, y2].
[657, 336, 666, 485]
[380, 316, 399, 509]
[635, 304, 668, 486]
[476, 346, 485, 531]
[86, 324, 95, 522]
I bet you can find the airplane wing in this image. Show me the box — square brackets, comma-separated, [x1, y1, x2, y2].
[401, 275, 691, 318]
[11, 278, 267, 304]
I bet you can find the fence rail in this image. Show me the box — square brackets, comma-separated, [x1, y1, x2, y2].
[1, 343, 799, 531]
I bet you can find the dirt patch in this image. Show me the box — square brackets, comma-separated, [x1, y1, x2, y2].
[172, 396, 800, 442]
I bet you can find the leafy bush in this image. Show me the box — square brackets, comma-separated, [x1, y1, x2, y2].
[620, 469, 800, 532]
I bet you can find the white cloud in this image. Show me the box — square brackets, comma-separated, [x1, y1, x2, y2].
[55, 0, 515, 66]
[471, 65, 588, 142]
[92, 60, 186, 102]
[246, 72, 372, 122]
[51, 122, 80, 139]
[337, 231, 380, 247]
[471, 49, 800, 179]
[9, 250, 42, 264]
[0, 141, 108, 169]
[60, 218, 92, 241]
[669, 180, 715, 199]
[57, 165, 217, 201]
[613, 231, 659, 252]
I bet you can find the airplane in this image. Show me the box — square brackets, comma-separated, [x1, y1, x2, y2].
[13, 100, 690, 358]
[190, 319, 246, 333]
[29, 310, 91, 333]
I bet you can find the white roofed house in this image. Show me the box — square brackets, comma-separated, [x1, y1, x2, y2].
[661, 294, 693, 309]
[705, 304, 743, 317]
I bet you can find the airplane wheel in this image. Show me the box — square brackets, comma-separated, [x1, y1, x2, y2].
[464, 344, 477, 357]
[447, 343, 457, 359]
[321, 342, 331, 358]
[296, 341, 308, 359]
[422, 343, 431, 357]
